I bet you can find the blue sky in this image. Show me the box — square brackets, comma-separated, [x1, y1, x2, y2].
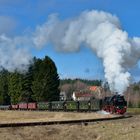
[0, 0, 140, 80]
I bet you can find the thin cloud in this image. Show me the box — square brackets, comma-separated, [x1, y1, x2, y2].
[0, 16, 17, 35]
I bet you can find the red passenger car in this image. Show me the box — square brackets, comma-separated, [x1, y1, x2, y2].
[28, 103, 37, 110]
[18, 103, 28, 110]
[12, 104, 19, 110]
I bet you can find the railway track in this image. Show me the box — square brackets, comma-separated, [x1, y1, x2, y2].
[0, 115, 131, 128]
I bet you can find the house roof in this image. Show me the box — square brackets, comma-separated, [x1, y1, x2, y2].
[89, 86, 98, 91]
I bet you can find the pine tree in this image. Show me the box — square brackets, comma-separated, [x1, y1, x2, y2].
[0, 70, 10, 105]
[32, 56, 60, 101]
[21, 65, 34, 102]
[8, 72, 22, 104]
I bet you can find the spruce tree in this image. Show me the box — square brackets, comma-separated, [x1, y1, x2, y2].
[32, 56, 60, 101]
[8, 72, 22, 104]
[21, 65, 34, 102]
[0, 70, 10, 105]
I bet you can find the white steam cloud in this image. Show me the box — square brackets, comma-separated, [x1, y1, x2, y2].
[0, 34, 32, 72]
[32, 10, 140, 94]
[0, 10, 140, 94]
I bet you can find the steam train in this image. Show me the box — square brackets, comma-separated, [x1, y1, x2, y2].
[101, 95, 127, 114]
[0, 95, 127, 114]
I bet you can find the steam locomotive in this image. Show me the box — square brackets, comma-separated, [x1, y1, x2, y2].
[0, 95, 127, 115]
[101, 95, 127, 114]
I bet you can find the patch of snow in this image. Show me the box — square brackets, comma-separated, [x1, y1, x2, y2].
[97, 110, 110, 115]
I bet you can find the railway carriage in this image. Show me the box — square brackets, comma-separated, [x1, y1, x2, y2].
[65, 101, 78, 111]
[18, 103, 28, 110]
[37, 102, 49, 110]
[11, 104, 19, 110]
[51, 101, 64, 111]
[0, 95, 127, 114]
[90, 99, 101, 111]
[79, 101, 90, 111]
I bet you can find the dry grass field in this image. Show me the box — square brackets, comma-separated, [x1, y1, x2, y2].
[0, 109, 139, 140]
[0, 110, 114, 123]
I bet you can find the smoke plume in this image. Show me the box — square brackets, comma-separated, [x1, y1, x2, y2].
[33, 10, 140, 94]
[0, 34, 32, 72]
[0, 10, 140, 94]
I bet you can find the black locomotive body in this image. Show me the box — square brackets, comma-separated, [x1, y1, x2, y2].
[101, 95, 127, 114]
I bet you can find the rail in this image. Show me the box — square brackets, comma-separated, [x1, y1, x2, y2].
[0, 115, 131, 128]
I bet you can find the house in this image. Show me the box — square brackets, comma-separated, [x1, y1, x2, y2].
[89, 86, 101, 92]
[72, 86, 103, 101]
[89, 86, 102, 98]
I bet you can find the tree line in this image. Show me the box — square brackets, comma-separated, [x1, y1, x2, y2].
[125, 83, 140, 108]
[60, 79, 102, 86]
[0, 56, 60, 105]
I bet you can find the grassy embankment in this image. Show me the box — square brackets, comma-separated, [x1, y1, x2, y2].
[127, 108, 140, 114]
[0, 110, 115, 124]
[0, 112, 139, 140]
[0, 109, 139, 140]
